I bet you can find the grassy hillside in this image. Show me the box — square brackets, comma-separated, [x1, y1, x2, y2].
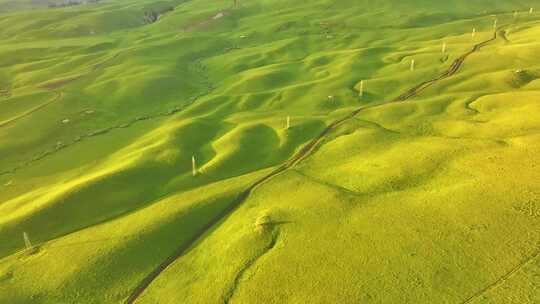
[0, 0, 539, 303]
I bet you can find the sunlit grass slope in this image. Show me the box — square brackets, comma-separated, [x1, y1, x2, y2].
[1, 0, 539, 303]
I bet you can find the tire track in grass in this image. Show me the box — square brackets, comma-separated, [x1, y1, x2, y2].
[459, 245, 540, 304]
[0, 51, 122, 132]
[125, 30, 501, 304]
[0, 91, 63, 129]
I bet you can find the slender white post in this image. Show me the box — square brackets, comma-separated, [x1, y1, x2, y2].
[410, 59, 415, 71]
[286, 116, 290, 130]
[442, 42, 447, 54]
[530, 8, 534, 14]
[191, 155, 197, 176]
[359, 80, 364, 97]
[472, 28, 476, 37]
[493, 19, 498, 29]
[23, 232, 32, 250]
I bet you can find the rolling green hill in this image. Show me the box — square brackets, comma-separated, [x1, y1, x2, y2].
[1, 0, 539, 303]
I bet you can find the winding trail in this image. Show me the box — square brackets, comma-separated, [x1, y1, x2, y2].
[125, 30, 501, 304]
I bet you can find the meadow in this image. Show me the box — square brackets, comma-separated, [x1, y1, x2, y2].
[0, 0, 539, 303]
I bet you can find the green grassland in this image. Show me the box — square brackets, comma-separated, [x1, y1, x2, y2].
[1, 0, 540, 303]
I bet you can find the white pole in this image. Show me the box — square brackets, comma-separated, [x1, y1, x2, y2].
[410, 59, 415, 71]
[359, 80, 364, 97]
[472, 27, 476, 37]
[442, 42, 447, 54]
[286, 116, 290, 130]
[23, 232, 32, 249]
[493, 19, 498, 29]
[530, 8, 534, 14]
[191, 156, 197, 176]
